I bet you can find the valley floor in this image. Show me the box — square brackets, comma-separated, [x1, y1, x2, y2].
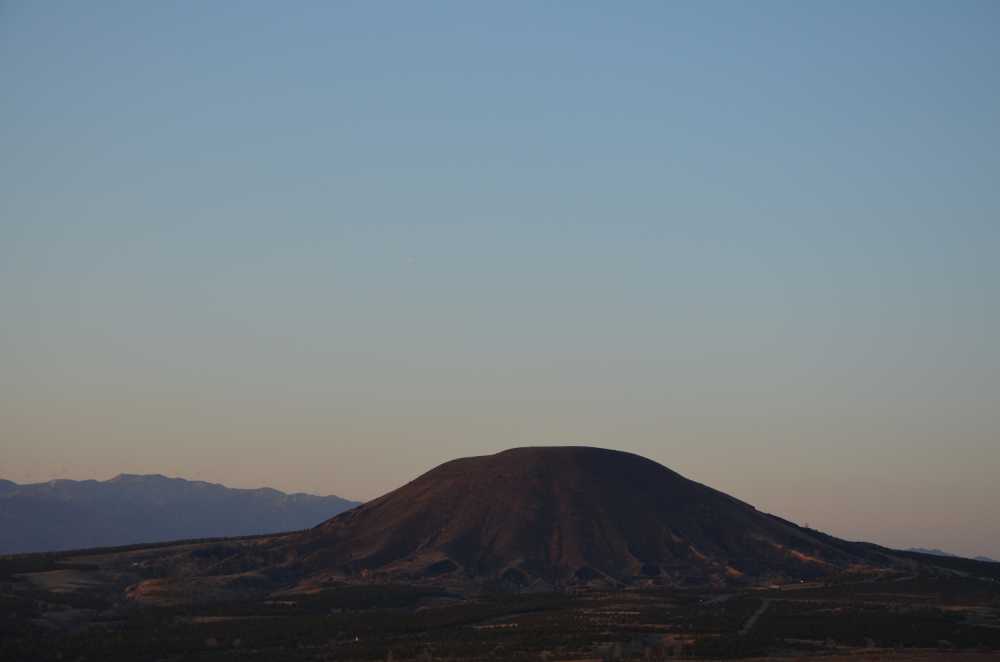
[2, 539, 1000, 661]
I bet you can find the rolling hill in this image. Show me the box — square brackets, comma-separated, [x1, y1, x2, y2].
[138, 445, 930, 602]
[280, 446, 896, 588]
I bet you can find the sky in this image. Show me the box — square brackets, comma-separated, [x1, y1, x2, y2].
[2, 1, 998, 558]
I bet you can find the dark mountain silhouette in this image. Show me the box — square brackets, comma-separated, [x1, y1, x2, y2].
[908, 547, 960, 557]
[243, 447, 902, 589]
[0, 474, 359, 554]
[907, 547, 997, 563]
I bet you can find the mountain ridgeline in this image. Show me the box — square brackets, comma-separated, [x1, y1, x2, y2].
[0, 474, 359, 554]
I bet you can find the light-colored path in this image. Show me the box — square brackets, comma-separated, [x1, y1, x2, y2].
[739, 598, 772, 635]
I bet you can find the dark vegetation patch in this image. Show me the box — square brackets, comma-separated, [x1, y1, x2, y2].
[641, 563, 661, 577]
[755, 600, 1000, 649]
[894, 550, 1000, 581]
[3, 559, 999, 661]
[423, 559, 458, 577]
[189, 543, 241, 561]
[0, 556, 99, 580]
[297, 584, 450, 611]
[688, 633, 770, 659]
[762, 573, 1000, 606]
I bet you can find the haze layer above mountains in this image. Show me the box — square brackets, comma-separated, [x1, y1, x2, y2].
[0, 475, 358, 554]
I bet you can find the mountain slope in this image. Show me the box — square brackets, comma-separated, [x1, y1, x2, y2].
[268, 447, 895, 587]
[0, 474, 359, 554]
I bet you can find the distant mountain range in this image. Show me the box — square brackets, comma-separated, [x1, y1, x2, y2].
[0, 474, 360, 554]
[906, 547, 996, 563]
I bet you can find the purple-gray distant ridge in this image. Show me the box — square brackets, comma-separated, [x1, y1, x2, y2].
[906, 547, 997, 564]
[0, 474, 359, 554]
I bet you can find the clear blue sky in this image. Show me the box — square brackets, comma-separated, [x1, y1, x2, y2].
[2, 1, 998, 557]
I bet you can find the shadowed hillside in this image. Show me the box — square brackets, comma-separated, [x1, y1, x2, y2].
[106, 448, 1000, 607]
[254, 447, 901, 589]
